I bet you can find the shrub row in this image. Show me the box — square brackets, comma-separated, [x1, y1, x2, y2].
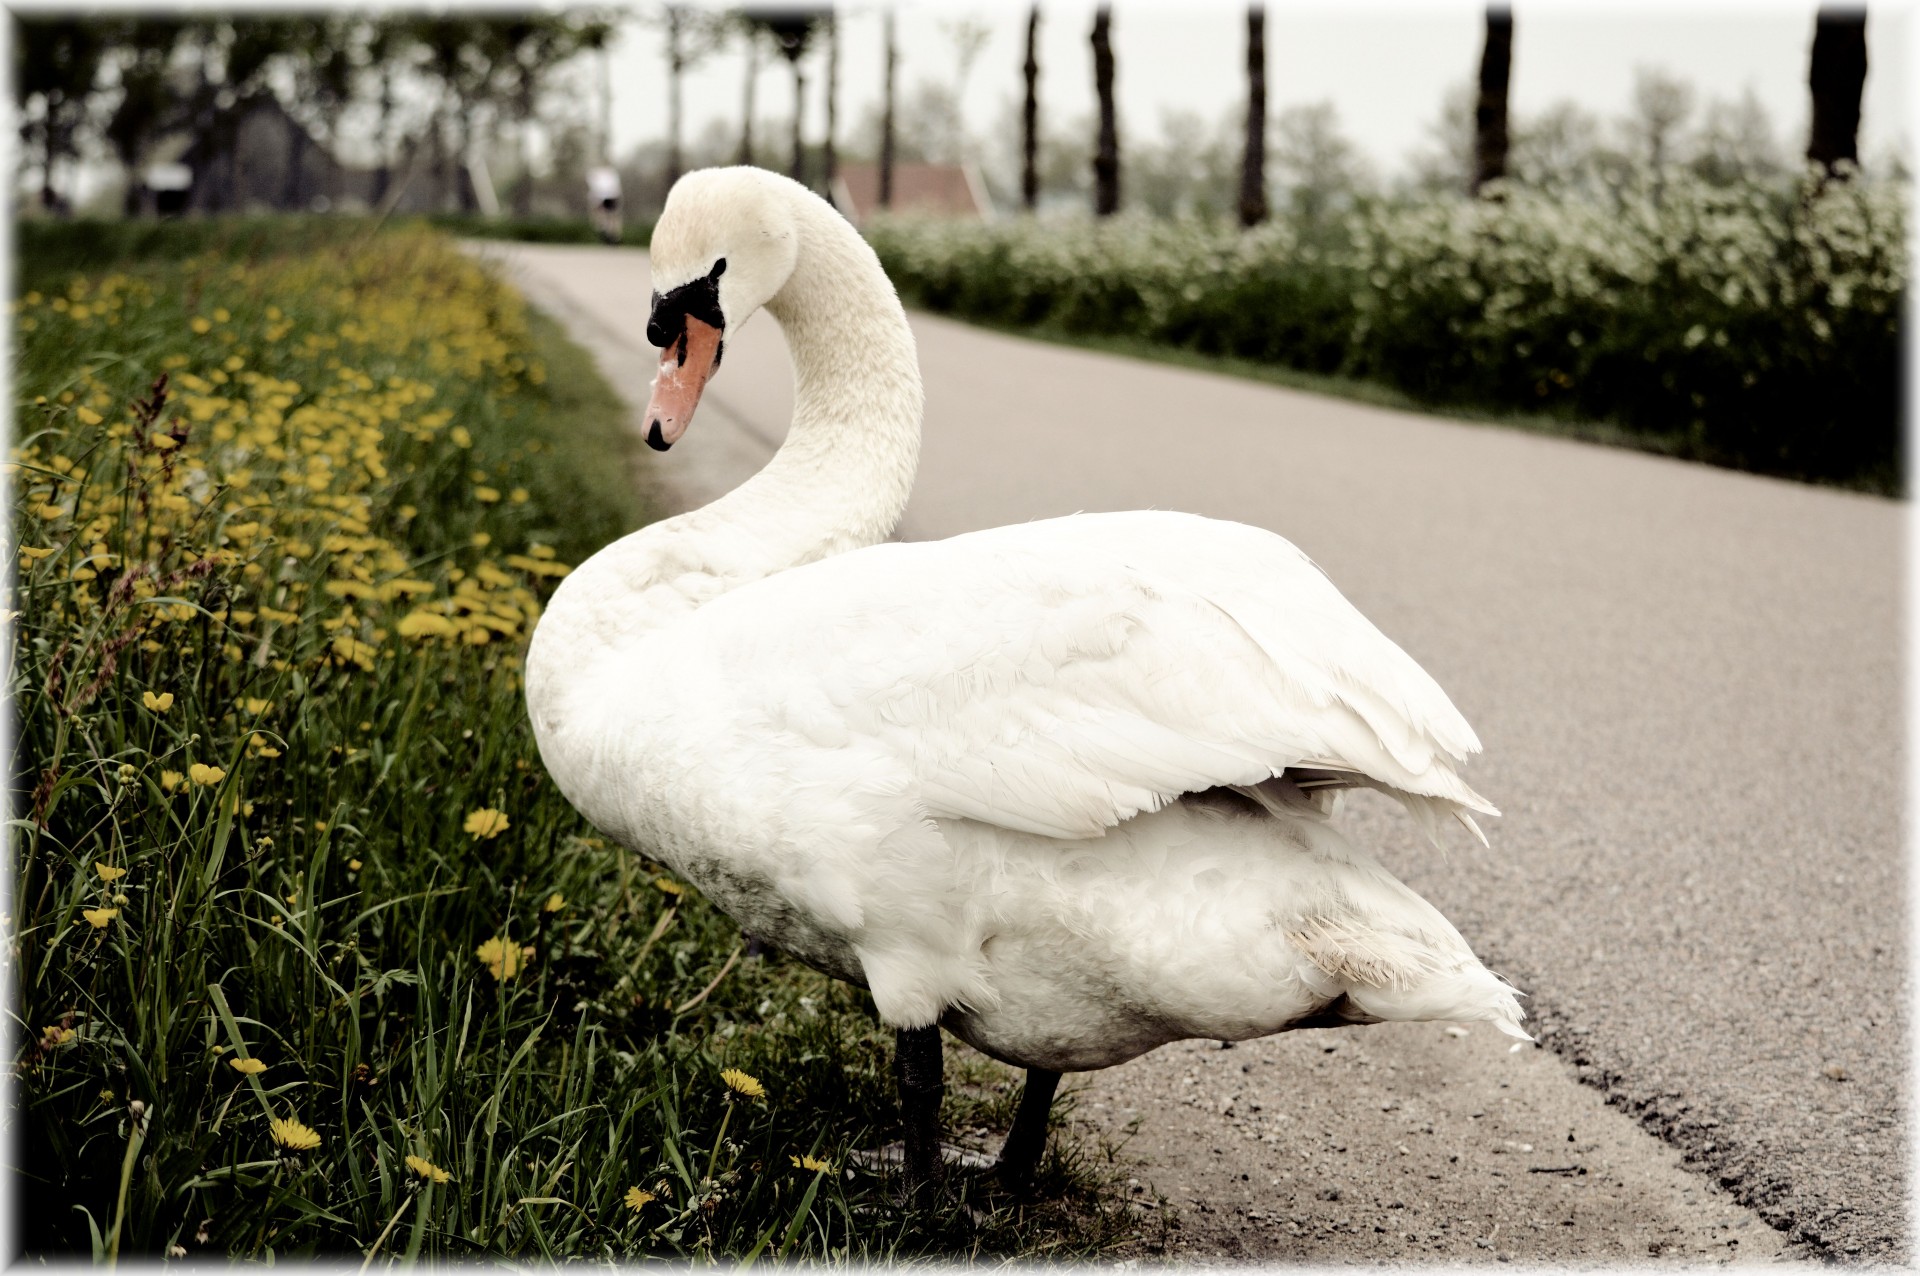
[868, 174, 1904, 491]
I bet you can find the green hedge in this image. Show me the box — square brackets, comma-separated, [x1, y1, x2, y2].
[868, 174, 1904, 492]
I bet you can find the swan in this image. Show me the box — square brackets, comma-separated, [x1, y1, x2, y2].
[525, 167, 1526, 1191]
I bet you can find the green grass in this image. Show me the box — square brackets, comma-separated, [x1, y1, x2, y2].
[8, 221, 1135, 1260]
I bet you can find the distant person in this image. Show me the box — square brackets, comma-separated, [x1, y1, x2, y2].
[587, 167, 622, 245]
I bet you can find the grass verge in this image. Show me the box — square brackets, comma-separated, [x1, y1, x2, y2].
[9, 220, 1134, 1260]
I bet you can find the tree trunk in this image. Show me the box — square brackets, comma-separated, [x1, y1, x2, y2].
[880, 10, 897, 208]
[1021, 5, 1040, 210]
[373, 61, 395, 206]
[790, 62, 807, 184]
[737, 28, 758, 167]
[515, 71, 536, 217]
[1807, 7, 1868, 177]
[1472, 5, 1512, 195]
[1091, 5, 1119, 216]
[284, 113, 306, 209]
[667, 9, 686, 186]
[1237, 4, 1268, 227]
[823, 15, 838, 189]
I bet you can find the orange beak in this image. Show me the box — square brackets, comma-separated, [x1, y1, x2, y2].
[643, 315, 724, 452]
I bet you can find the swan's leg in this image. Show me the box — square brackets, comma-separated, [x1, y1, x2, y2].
[994, 1067, 1061, 1191]
[893, 1025, 945, 1193]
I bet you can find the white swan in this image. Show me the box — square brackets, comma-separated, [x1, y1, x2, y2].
[525, 167, 1525, 1188]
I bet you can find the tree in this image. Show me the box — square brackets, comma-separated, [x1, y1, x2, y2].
[1472, 4, 1512, 194]
[823, 13, 839, 188]
[659, 6, 729, 187]
[736, 17, 762, 166]
[1237, 4, 1267, 227]
[1090, 4, 1119, 216]
[1627, 65, 1694, 203]
[879, 9, 897, 206]
[1273, 101, 1369, 220]
[1509, 100, 1603, 195]
[98, 17, 189, 214]
[1691, 89, 1782, 186]
[743, 10, 824, 185]
[15, 17, 110, 212]
[1807, 7, 1867, 177]
[1021, 5, 1040, 210]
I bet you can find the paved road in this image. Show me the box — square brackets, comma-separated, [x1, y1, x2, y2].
[482, 241, 1904, 1262]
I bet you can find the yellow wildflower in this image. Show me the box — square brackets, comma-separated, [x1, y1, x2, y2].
[42, 1025, 75, 1047]
[347, 858, 363, 871]
[469, 531, 491, 547]
[463, 808, 509, 840]
[229, 1057, 267, 1075]
[190, 316, 212, 335]
[75, 406, 103, 426]
[475, 936, 533, 981]
[19, 545, 55, 562]
[474, 485, 501, 503]
[268, 1115, 322, 1151]
[790, 1154, 832, 1173]
[653, 877, 687, 898]
[160, 770, 184, 791]
[542, 892, 566, 913]
[94, 862, 128, 883]
[405, 1154, 453, 1184]
[188, 763, 226, 786]
[720, 1068, 766, 1100]
[82, 908, 119, 929]
[142, 690, 174, 713]
[623, 1185, 655, 1213]
[395, 610, 456, 638]
[242, 698, 272, 715]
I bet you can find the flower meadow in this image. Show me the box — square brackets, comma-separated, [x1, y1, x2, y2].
[9, 223, 1125, 1260]
[868, 172, 1905, 491]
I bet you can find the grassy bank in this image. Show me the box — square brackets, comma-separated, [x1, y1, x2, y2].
[868, 174, 1905, 494]
[8, 222, 1128, 1260]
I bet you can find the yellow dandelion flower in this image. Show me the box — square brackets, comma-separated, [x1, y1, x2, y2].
[395, 610, 455, 638]
[229, 1057, 267, 1075]
[405, 1154, 453, 1184]
[190, 316, 212, 335]
[469, 531, 491, 548]
[75, 406, 103, 426]
[475, 936, 532, 981]
[94, 862, 128, 883]
[188, 763, 226, 786]
[509, 487, 530, 504]
[142, 690, 174, 713]
[450, 426, 473, 448]
[82, 907, 119, 929]
[463, 808, 509, 840]
[720, 1068, 765, 1100]
[268, 1115, 321, 1151]
[161, 770, 184, 791]
[790, 1154, 832, 1173]
[473, 485, 501, 503]
[347, 858, 363, 871]
[242, 698, 273, 715]
[623, 1185, 655, 1213]
[542, 892, 566, 913]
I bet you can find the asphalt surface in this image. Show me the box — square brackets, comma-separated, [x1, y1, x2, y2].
[481, 240, 1904, 1264]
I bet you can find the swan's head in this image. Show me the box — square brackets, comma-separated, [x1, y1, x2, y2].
[642, 167, 803, 451]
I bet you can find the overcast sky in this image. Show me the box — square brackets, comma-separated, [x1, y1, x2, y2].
[605, 0, 1911, 176]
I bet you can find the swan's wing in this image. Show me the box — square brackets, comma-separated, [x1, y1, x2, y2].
[681, 511, 1495, 844]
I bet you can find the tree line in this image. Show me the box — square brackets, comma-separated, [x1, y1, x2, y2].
[13, 4, 1879, 223]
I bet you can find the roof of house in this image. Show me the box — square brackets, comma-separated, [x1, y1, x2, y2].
[831, 162, 991, 224]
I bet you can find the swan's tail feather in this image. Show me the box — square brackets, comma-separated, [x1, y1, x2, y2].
[1284, 912, 1531, 1043]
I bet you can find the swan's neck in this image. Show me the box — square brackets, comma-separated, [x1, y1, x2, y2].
[527, 201, 922, 684]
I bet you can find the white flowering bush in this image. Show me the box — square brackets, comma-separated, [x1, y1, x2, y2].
[869, 169, 1904, 489]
